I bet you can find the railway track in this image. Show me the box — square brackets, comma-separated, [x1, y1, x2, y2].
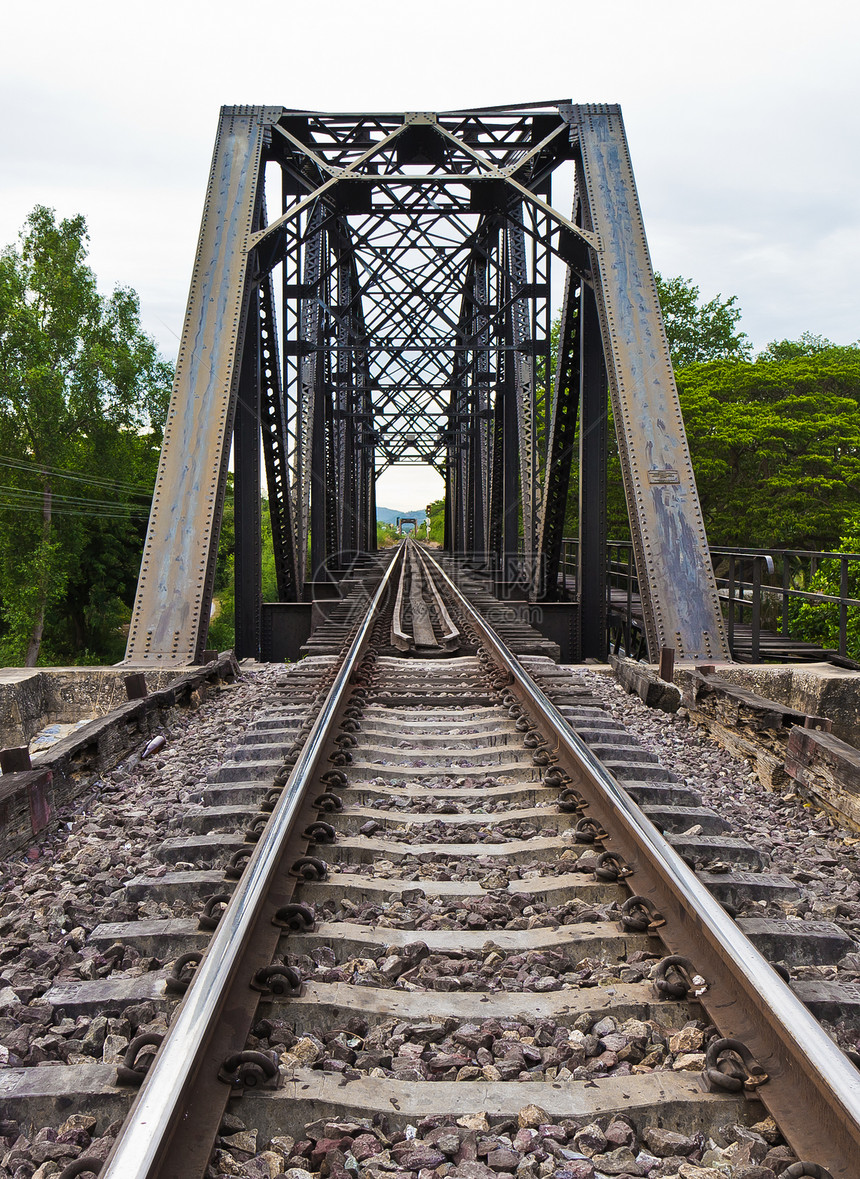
[2, 540, 860, 1179]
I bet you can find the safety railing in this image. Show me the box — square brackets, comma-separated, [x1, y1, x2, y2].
[711, 546, 860, 663]
[451, 539, 860, 663]
[603, 540, 644, 658]
[573, 540, 860, 663]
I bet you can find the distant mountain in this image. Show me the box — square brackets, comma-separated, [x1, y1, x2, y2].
[376, 506, 427, 525]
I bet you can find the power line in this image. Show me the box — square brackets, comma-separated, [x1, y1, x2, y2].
[0, 454, 155, 497]
[0, 482, 151, 513]
[0, 500, 150, 521]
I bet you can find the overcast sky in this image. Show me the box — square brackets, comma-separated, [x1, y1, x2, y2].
[3, 0, 858, 508]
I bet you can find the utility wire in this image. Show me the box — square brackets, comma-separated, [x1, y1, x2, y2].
[0, 501, 151, 520]
[0, 454, 155, 497]
[0, 482, 152, 512]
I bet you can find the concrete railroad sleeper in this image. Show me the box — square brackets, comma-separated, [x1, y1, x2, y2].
[1, 540, 859, 1178]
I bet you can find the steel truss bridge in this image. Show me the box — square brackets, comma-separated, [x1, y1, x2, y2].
[123, 100, 729, 668]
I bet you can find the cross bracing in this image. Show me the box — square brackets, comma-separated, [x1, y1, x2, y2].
[124, 101, 729, 668]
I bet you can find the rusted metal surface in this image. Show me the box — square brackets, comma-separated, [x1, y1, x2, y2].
[123, 100, 729, 665]
[124, 106, 281, 666]
[124, 672, 148, 701]
[0, 746, 32, 772]
[568, 103, 729, 661]
[427, 548, 860, 1176]
[659, 645, 676, 682]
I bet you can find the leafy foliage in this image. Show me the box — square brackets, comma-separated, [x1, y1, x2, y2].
[788, 528, 860, 660]
[426, 499, 445, 545]
[758, 332, 859, 363]
[654, 273, 752, 367]
[207, 492, 294, 652]
[377, 520, 399, 547]
[0, 206, 172, 664]
[550, 272, 860, 551]
[676, 349, 860, 549]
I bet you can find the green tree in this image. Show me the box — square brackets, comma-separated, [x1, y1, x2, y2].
[676, 348, 860, 549]
[261, 498, 278, 602]
[207, 477, 235, 651]
[207, 491, 291, 652]
[0, 206, 172, 664]
[758, 331, 860, 363]
[377, 520, 399, 547]
[551, 275, 752, 546]
[655, 273, 752, 367]
[789, 526, 860, 660]
[426, 499, 445, 545]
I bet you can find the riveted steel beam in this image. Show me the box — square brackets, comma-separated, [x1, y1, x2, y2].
[126, 101, 727, 666]
[124, 106, 280, 666]
[565, 104, 729, 661]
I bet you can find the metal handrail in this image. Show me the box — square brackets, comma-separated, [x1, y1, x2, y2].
[425, 546, 860, 1174]
[577, 539, 860, 661]
[101, 547, 404, 1179]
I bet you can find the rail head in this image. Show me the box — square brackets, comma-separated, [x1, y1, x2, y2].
[423, 548, 860, 1178]
[411, 539, 460, 644]
[100, 547, 404, 1179]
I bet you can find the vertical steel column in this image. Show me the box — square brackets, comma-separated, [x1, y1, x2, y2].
[443, 462, 453, 552]
[488, 390, 505, 560]
[503, 345, 520, 581]
[280, 177, 303, 592]
[321, 262, 339, 566]
[577, 283, 608, 658]
[298, 206, 325, 587]
[310, 362, 328, 585]
[457, 377, 469, 553]
[259, 270, 299, 600]
[334, 256, 352, 561]
[234, 288, 262, 659]
[367, 455, 378, 552]
[357, 377, 375, 553]
[311, 244, 327, 580]
[536, 264, 581, 599]
[470, 257, 489, 554]
[487, 237, 506, 564]
[505, 219, 537, 574]
[450, 274, 469, 555]
[345, 242, 372, 555]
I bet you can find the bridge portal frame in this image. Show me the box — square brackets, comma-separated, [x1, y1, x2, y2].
[123, 101, 728, 667]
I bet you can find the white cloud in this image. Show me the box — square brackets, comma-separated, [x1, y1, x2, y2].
[3, 0, 858, 501]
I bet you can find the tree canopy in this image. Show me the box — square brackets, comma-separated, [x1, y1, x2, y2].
[654, 273, 752, 367]
[572, 279, 860, 552]
[758, 331, 859, 363]
[675, 348, 860, 549]
[0, 206, 172, 664]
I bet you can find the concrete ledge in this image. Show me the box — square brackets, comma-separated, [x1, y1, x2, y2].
[609, 655, 680, 713]
[786, 724, 860, 832]
[676, 667, 822, 790]
[0, 664, 224, 747]
[683, 661, 860, 748]
[0, 654, 239, 859]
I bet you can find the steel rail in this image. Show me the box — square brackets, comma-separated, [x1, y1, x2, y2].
[424, 548, 860, 1178]
[390, 540, 411, 649]
[101, 547, 404, 1179]
[405, 548, 439, 649]
[410, 539, 460, 645]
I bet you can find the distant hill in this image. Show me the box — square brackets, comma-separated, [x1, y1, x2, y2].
[377, 506, 427, 525]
